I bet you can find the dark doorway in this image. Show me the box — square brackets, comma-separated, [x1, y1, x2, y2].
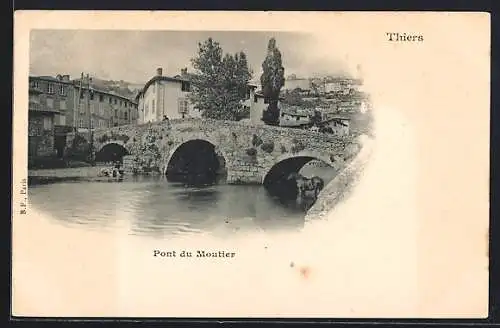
[166, 140, 226, 186]
[54, 135, 66, 158]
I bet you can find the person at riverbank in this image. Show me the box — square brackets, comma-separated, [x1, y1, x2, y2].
[112, 161, 124, 178]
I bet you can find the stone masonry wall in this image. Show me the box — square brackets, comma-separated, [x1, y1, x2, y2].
[92, 118, 360, 184]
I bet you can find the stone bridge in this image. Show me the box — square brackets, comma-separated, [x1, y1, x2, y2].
[91, 118, 360, 188]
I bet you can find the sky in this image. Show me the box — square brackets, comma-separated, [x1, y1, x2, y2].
[29, 30, 352, 84]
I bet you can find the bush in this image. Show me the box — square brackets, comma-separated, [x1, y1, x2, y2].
[280, 145, 287, 153]
[246, 147, 257, 156]
[252, 134, 263, 147]
[261, 141, 274, 153]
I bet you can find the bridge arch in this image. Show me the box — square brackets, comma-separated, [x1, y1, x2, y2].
[164, 138, 228, 185]
[262, 150, 334, 200]
[95, 141, 130, 163]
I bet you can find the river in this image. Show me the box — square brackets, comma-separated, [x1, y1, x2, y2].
[27, 164, 337, 238]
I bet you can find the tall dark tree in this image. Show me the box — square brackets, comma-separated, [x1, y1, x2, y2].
[189, 38, 251, 121]
[260, 38, 285, 125]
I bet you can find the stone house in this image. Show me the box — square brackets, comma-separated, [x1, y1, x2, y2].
[279, 106, 311, 128]
[28, 84, 58, 158]
[29, 74, 139, 158]
[136, 68, 201, 124]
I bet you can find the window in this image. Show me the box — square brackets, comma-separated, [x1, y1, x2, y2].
[59, 100, 67, 111]
[181, 81, 191, 92]
[254, 95, 258, 103]
[31, 80, 40, 89]
[296, 116, 300, 121]
[79, 119, 84, 128]
[178, 98, 188, 114]
[59, 85, 66, 96]
[47, 83, 55, 94]
[124, 111, 128, 120]
[114, 109, 118, 118]
[145, 104, 149, 115]
[43, 116, 52, 130]
[99, 94, 104, 102]
[90, 119, 94, 128]
[79, 102, 85, 114]
[114, 99, 117, 105]
[57, 114, 66, 126]
[80, 92, 84, 99]
[99, 103, 104, 116]
[152, 100, 155, 113]
[264, 98, 269, 104]
[153, 83, 156, 94]
[109, 97, 112, 104]
[90, 103, 95, 113]
[46, 98, 54, 108]
[90, 92, 94, 100]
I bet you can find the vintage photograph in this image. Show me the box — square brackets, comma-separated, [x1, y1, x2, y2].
[12, 12, 489, 318]
[27, 29, 373, 235]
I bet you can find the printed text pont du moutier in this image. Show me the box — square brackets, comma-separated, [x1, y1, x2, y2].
[153, 249, 236, 258]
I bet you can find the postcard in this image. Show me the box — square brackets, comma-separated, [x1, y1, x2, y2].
[12, 11, 490, 318]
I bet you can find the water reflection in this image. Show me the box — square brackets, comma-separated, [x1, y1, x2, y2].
[27, 164, 337, 237]
[28, 176, 306, 237]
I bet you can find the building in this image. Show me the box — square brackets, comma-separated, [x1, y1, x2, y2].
[249, 90, 267, 125]
[71, 77, 139, 131]
[29, 74, 139, 160]
[279, 105, 311, 128]
[28, 81, 59, 158]
[29, 75, 76, 158]
[323, 115, 350, 136]
[323, 77, 363, 94]
[249, 90, 285, 125]
[136, 68, 201, 124]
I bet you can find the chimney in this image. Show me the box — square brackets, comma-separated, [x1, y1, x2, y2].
[156, 68, 163, 76]
[181, 68, 188, 76]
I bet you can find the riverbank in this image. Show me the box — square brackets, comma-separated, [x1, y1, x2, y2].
[28, 166, 122, 186]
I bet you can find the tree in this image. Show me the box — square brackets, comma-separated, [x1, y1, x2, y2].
[260, 38, 285, 125]
[189, 38, 252, 121]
